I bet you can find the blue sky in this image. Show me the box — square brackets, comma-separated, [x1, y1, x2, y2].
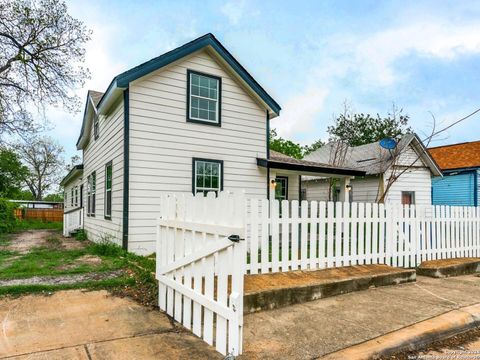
[49, 0, 480, 159]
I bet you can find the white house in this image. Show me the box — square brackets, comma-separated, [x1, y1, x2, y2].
[302, 134, 442, 205]
[61, 33, 363, 254]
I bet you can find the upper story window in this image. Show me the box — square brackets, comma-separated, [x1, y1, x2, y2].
[93, 114, 99, 140]
[187, 70, 221, 126]
[193, 158, 223, 195]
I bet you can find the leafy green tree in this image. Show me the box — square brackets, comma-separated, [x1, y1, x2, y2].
[269, 129, 304, 159]
[0, 147, 29, 198]
[0, 0, 90, 136]
[327, 106, 411, 146]
[44, 192, 63, 202]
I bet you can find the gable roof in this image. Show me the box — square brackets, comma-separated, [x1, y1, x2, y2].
[428, 140, 480, 171]
[76, 33, 281, 149]
[304, 134, 442, 177]
[60, 164, 83, 187]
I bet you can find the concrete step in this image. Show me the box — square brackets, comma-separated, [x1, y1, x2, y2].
[244, 265, 416, 314]
[417, 258, 480, 278]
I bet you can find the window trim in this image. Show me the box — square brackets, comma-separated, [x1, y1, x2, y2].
[186, 69, 222, 127]
[70, 187, 74, 207]
[275, 176, 289, 201]
[86, 175, 91, 216]
[401, 191, 415, 205]
[91, 171, 96, 217]
[94, 114, 100, 140]
[104, 161, 113, 220]
[192, 158, 224, 195]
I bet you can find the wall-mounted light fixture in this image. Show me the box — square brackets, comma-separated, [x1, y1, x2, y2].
[270, 179, 277, 189]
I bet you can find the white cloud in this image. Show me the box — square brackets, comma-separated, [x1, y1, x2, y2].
[221, 0, 259, 25]
[273, 87, 329, 140]
[320, 20, 480, 86]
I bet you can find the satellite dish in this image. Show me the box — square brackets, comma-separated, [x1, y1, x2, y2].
[379, 137, 397, 150]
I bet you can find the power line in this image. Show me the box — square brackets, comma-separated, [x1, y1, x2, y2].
[423, 107, 480, 142]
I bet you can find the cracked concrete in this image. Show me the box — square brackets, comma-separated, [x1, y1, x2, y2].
[0, 290, 221, 359]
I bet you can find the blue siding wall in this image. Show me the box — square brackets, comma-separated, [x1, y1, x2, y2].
[432, 170, 477, 206]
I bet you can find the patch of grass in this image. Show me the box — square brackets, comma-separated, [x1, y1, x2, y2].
[0, 233, 13, 246]
[45, 235, 62, 247]
[0, 247, 127, 280]
[14, 220, 63, 232]
[0, 275, 135, 297]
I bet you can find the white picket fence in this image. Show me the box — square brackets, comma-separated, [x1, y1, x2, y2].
[156, 192, 245, 356]
[246, 199, 480, 274]
[157, 193, 480, 356]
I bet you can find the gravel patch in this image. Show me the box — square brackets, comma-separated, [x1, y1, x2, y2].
[0, 270, 123, 286]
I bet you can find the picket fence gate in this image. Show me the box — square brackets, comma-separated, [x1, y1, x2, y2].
[157, 193, 480, 356]
[156, 192, 245, 356]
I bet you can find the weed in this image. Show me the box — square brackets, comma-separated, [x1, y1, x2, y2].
[45, 235, 62, 247]
[88, 235, 125, 257]
[74, 229, 88, 242]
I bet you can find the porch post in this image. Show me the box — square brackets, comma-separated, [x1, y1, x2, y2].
[338, 177, 351, 202]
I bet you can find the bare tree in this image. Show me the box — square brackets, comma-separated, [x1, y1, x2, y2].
[16, 135, 64, 200]
[0, 0, 90, 137]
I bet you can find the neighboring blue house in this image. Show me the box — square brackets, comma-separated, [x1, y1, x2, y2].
[429, 141, 480, 206]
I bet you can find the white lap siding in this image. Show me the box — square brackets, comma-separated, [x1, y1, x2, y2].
[63, 177, 83, 212]
[128, 50, 268, 254]
[82, 99, 124, 245]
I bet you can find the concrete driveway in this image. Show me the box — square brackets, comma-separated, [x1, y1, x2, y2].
[0, 290, 221, 359]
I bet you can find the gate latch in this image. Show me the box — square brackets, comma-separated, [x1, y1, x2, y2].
[228, 234, 244, 243]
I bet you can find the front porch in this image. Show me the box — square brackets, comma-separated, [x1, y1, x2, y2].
[257, 150, 366, 203]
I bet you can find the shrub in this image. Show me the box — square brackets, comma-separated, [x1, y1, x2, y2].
[0, 199, 18, 233]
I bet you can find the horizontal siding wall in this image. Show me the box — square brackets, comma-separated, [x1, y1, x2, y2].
[432, 171, 475, 206]
[83, 98, 124, 246]
[385, 167, 432, 205]
[128, 49, 267, 254]
[303, 176, 380, 203]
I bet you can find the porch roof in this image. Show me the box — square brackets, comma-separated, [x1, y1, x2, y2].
[60, 164, 83, 187]
[257, 151, 366, 177]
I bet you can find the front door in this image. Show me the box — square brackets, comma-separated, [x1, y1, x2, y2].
[275, 176, 288, 201]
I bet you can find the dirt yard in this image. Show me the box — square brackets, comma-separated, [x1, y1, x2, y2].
[2, 229, 85, 253]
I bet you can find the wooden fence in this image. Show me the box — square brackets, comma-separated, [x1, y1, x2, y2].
[246, 199, 480, 274]
[14, 208, 64, 222]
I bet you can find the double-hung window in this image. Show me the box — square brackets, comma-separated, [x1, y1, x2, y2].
[105, 162, 112, 219]
[70, 188, 74, 207]
[87, 172, 96, 216]
[87, 175, 91, 215]
[91, 172, 96, 216]
[187, 70, 221, 125]
[193, 158, 223, 195]
[74, 186, 78, 207]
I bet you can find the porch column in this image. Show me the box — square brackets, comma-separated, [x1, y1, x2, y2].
[338, 176, 351, 202]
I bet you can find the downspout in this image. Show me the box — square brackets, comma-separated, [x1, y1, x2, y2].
[266, 109, 270, 200]
[122, 88, 130, 250]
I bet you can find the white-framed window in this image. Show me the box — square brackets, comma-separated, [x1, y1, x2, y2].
[74, 186, 78, 207]
[70, 188, 74, 207]
[187, 70, 221, 125]
[104, 162, 112, 219]
[87, 172, 96, 216]
[193, 158, 223, 195]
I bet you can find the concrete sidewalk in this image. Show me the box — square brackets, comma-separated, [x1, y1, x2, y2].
[242, 274, 480, 360]
[0, 290, 221, 360]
